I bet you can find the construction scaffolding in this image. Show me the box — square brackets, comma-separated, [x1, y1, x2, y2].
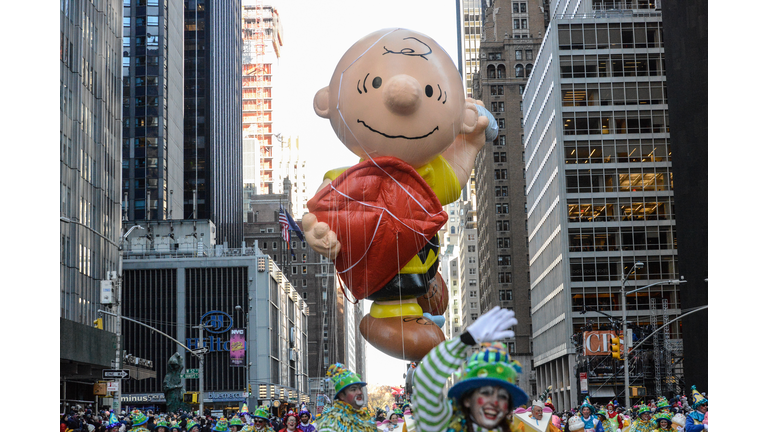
[242, 2, 281, 194]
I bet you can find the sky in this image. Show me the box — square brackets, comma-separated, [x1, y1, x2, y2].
[266, 0, 461, 387]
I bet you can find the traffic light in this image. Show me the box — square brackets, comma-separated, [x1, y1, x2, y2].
[248, 384, 252, 396]
[183, 392, 199, 404]
[93, 318, 103, 330]
[611, 336, 623, 360]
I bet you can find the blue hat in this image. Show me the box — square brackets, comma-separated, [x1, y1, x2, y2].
[106, 412, 122, 430]
[447, 342, 528, 408]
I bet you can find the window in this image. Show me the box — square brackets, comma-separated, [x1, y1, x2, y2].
[498, 118, 505, 129]
[521, 19, 528, 29]
[471, 314, 478, 320]
[499, 102, 505, 112]
[514, 19, 520, 30]
[494, 152, 507, 163]
[515, 50, 523, 60]
[470, 291, 478, 298]
[515, 64, 524, 77]
[519, 84, 525, 94]
[498, 255, 512, 266]
[498, 237, 511, 248]
[489, 52, 502, 60]
[494, 169, 508, 180]
[495, 186, 509, 197]
[526, 49, 533, 60]
[468, 245, 476, 252]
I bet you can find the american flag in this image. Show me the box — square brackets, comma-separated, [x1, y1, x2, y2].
[279, 205, 291, 244]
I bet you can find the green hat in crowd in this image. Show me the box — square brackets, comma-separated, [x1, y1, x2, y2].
[185, 420, 200, 432]
[154, 419, 171, 431]
[654, 413, 672, 425]
[212, 420, 229, 432]
[656, 396, 671, 411]
[447, 342, 528, 408]
[326, 363, 366, 399]
[130, 410, 149, 427]
[636, 404, 652, 416]
[229, 417, 245, 430]
[252, 406, 271, 421]
[597, 409, 608, 419]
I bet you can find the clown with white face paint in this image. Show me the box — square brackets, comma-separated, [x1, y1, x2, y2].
[315, 364, 377, 432]
[412, 307, 528, 432]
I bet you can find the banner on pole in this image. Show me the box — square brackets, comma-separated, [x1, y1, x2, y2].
[230, 329, 245, 367]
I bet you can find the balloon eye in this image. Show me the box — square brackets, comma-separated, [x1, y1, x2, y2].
[372, 77, 382, 89]
[425, 85, 433, 97]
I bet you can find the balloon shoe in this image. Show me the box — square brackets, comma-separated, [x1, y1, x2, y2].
[359, 301, 445, 361]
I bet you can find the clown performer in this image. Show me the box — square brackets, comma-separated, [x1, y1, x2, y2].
[604, 402, 623, 432]
[106, 412, 123, 432]
[411, 307, 528, 432]
[627, 405, 653, 432]
[251, 407, 276, 432]
[129, 411, 152, 432]
[378, 410, 405, 432]
[315, 363, 377, 432]
[512, 398, 559, 432]
[651, 398, 672, 424]
[575, 398, 603, 432]
[281, 412, 300, 432]
[298, 409, 316, 432]
[684, 387, 707, 432]
[596, 410, 615, 432]
[650, 414, 674, 432]
[303, 28, 495, 361]
[154, 418, 171, 432]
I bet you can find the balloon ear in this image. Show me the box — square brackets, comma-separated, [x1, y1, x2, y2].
[314, 87, 331, 119]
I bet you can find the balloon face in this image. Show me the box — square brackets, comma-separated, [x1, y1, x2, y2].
[319, 28, 466, 168]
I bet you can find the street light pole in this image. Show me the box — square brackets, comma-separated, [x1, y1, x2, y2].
[236, 302, 252, 409]
[620, 261, 643, 409]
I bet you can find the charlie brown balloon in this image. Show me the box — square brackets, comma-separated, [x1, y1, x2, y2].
[303, 28, 493, 360]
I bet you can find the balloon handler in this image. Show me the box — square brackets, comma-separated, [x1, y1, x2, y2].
[303, 28, 497, 361]
[411, 307, 528, 432]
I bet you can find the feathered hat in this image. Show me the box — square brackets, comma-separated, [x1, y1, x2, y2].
[447, 342, 529, 408]
[691, 386, 707, 409]
[326, 363, 366, 399]
[578, 397, 596, 415]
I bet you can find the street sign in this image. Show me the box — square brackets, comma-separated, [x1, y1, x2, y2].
[191, 347, 209, 355]
[186, 369, 199, 373]
[103, 369, 130, 379]
[579, 372, 588, 394]
[107, 381, 119, 392]
[182, 372, 199, 379]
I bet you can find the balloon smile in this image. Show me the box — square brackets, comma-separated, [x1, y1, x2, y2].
[357, 119, 438, 140]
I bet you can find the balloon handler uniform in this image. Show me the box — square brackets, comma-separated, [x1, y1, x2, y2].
[304, 28, 496, 361]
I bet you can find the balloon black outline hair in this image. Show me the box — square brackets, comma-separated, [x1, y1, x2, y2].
[382, 37, 433, 60]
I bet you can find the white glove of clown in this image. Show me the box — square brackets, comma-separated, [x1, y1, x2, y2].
[465, 306, 517, 344]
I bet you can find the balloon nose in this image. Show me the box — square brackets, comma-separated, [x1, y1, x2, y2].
[383, 74, 421, 115]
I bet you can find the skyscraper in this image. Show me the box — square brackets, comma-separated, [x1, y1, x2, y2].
[242, 3, 283, 195]
[524, 0, 682, 408]
[60, 0, 123, 409]
[183, 0, 244, 245]
[474, 0, 548, 397]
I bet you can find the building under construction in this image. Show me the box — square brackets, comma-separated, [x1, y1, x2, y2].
[242, 3, 283, 195]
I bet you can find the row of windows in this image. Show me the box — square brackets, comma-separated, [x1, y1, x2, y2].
[557, 22, 663, 51]
[560, 53, 665, 78]
[568, 225, 675, 252]
[570, 255, 675, 282]
[515, 49, 535, 61]
[592, 0, 658, 10]
[499, 289, 514, 300]
[565, 197, 674, 222]
[562, 81, 667, 107]
[571, 290, 678, 314]
[564, 138, 670, 164]
[562, 110, 669, 135]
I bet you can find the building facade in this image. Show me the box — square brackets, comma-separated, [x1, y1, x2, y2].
[60, 0, 123, 411]
[474, 0, 546, 398]
[120, 223, 310, 412]
[182, 0, 243, 245]
[523, 0, 682, 408]
[120, 0, 184, 223]
[242, 3, 283, 194]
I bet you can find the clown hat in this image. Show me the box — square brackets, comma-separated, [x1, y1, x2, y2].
[545, 396, 555, 411]
[130, 410, 149, 427]
[185, 420, 200, 431]
[691, 386, 707, 409]
[326, 363, 366, 399]
[596, 408, 608, 419]
[636, 404, 651, 415]
[252, 406, 271, 421]
[239, 403, 251, 418]
[578, 397, 596, 415]
[154, 418, 171, 430]
[169, 421, 182, 432]
[654, 413, 672, 426]
[655, 396, 671, 412]
[229, 418, 245, 428]
[298, 409, 312, 419]
[106, 412, 121, 430]
[447, 342, 529, 408]
[212, 420, 229, 432]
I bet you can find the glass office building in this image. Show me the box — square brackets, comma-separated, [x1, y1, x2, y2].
[523, 0, 682, 408]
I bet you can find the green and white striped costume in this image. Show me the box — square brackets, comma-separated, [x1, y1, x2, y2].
[412, 337, 505, 432]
